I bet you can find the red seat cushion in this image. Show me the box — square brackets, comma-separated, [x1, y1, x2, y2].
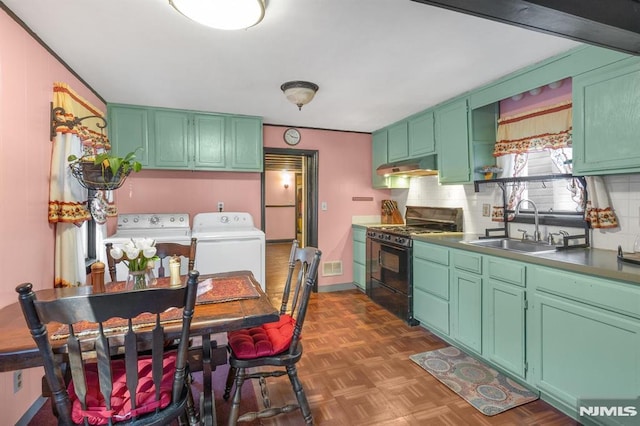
[228, 314, 296, 359]
[67, 354, 176, 425]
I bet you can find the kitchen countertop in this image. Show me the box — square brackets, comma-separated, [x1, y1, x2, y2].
[413, 234, 640, 286]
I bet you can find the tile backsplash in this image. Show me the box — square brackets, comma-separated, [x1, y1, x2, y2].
[391, 174, 640, 253]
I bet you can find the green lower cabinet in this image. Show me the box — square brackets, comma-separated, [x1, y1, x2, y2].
[532, 292, 640, 420]
[451, 269, 483, 354]
[486, 279, 526, 379]
[413, 242, 450, 335]
[413, 257, 450, 335]
[352, 227, 367, 291]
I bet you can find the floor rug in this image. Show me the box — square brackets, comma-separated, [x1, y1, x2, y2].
[409, 346, 539, 416]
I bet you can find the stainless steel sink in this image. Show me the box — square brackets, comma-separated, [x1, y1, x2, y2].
[463, 238, 557, 254]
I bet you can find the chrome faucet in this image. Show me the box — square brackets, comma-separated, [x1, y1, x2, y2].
[515, 199, 540, 242]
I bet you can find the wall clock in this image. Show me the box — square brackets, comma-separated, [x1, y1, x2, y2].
[283, 128, 301, 146]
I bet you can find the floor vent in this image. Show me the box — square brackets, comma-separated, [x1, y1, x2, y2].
[322, 261, 343, 277]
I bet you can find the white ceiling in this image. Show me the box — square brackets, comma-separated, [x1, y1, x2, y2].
[3, 0, 580, 133]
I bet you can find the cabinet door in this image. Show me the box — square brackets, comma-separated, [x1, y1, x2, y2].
[436, 99, 471, 184]
[108, 105, 150, 167]
[486, 279, 526, 379]
[408, 111, 435, 157]
[372, 130, 389, 188]
[573, 57, 640, 175]
[153, 110, 190, 169]
[413, 256, 450, 336]
[193, 114, 225, 169]
[452, 270, 482, 354]
[532, 292, 640, 409]
[352, 232, 366, 291]
[387, 121, 409, 162]
[228, 116, 263, 171]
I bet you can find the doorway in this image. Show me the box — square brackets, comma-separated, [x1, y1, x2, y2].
[262, 148, 319, 292]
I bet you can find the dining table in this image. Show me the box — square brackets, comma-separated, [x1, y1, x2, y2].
[0, 269, 279, 426]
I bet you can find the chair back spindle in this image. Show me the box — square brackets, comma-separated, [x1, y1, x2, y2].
[16, 270, 200, 425]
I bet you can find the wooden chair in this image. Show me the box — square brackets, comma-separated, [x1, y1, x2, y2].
[105, 237, 197, 282]
[223, 240, 321, 425]
[16, 271, 201, 425]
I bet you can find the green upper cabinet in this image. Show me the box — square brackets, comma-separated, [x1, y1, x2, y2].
[573, 57, 640, 175]
[372, 129, 389, 188]
[153, 110, 190, 169]
[371, 129, 409, 189]
[107, 105, 151, 167]
[228, 116, 263, 171]
[108, 104, 262, 172]
[436, 99, 472, 184]
[387, 121, 409, 162]
[193, 114, 225, 169]
[408, 111, 435, 158]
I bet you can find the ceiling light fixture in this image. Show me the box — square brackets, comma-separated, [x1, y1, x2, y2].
[281, 81, 319, 111]
[169, 0, 265, 31]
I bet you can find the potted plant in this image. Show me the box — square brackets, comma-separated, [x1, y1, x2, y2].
[68, 149, 143, 190]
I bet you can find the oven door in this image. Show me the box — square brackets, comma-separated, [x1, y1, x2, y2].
[368, 238, 410, 294]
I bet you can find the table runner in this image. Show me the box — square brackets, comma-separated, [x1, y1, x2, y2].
[51, 274, 260, 340]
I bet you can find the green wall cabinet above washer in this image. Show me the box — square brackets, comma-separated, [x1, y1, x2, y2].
[108, 104, 262, 172]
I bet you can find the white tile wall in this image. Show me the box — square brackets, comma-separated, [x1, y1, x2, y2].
[392, 174, 640, 253]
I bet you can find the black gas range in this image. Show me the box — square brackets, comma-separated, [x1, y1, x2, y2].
[365, 206, 463, 325]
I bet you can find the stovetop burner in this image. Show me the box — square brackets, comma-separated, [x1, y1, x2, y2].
[367, 206, 463, 248]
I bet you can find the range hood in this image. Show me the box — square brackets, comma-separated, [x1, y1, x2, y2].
[376, 156, 438, 177]
[411, 0, 640, 56]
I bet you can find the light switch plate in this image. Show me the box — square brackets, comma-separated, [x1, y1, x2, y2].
[482, 204, 491, 217]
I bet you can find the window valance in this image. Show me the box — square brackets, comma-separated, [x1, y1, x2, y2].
[494, 101, 572, 157]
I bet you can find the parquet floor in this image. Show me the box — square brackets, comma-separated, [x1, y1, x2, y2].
[255, 242, 578, 425]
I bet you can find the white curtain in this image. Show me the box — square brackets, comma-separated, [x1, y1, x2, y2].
[49, 83, 109, 287]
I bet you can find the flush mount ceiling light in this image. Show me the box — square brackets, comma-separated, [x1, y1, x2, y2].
[280, 81, 319, 111]
[169, 0, 265, 30]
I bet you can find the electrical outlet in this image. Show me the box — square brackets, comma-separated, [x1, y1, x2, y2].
[321, 202, 327, 211]
[13, 370, 22, 393]
[217, 201, 224, 212]
[482, 203, 491, 217]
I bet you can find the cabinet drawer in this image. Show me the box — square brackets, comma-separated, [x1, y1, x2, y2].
[414, 258, 449, 300]
[413, 242, 449, 265]
[353, 241, 366, 265]
[452, 250, 482, 274]
[414, 288, 449, 335]
[353, 227, 367, 243]
[530, 266, 640, 319]
[487, 257, 526, 287]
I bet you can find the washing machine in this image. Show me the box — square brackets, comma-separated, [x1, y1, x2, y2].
[192, 212, 266, 291]
[103, 213, 192, 281]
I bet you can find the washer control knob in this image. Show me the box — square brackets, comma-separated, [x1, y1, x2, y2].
[132, 217, 138, 223]
[170, 217, 175, 222]
[150, 215, 160, 225]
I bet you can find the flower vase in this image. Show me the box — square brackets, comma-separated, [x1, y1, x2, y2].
[126, 269, 153, 290]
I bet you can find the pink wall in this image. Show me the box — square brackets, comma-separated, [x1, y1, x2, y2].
[0, 8, 107, 423]
[264, 170, 296, 240]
